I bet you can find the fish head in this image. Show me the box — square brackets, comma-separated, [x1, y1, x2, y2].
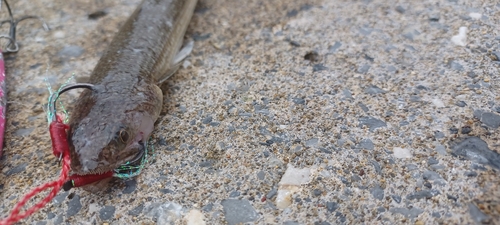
[68, 110, 155, 175]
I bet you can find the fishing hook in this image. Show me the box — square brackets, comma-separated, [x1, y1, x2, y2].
[0, 0, 50, 53]
[48, 83, 94, 123]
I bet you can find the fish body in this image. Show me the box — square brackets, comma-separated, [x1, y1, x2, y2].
[68, 0, 197, 176]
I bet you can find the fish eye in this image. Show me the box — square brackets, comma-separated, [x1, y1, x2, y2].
[119, 129, 130, 143]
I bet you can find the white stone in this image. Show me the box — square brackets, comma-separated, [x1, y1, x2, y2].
[432, 98, 445, 108]
[184, 209, 206, 225]
[393, 147, 412, 158]
[276, 187, 299, 209]
[451, 27, 467, 46]
[278, 165, 312, 186]
[469, 12, 482, 20]
[53, 31, 65, 39]
[276, 164, 313, 209]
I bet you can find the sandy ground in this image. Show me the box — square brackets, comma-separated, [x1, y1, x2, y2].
[1, 0, 500, 224]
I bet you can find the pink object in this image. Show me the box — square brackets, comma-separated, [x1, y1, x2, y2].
[0, 50, 5, 157]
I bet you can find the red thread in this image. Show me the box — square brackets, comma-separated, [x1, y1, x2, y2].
[49, 119, 70, 158]
[67, 171, 114, 190]
[0, 118, 70, 225]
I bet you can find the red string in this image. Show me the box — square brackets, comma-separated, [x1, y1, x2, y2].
[0, 119, 70, 225]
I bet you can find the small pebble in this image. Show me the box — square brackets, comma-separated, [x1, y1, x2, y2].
[221, 199, 258, 225]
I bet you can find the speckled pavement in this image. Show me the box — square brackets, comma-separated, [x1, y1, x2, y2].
[1, 0, 500, 224]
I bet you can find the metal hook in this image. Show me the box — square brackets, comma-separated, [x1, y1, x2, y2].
[0, 0, 50, 53]
[49, 83, 94, 122]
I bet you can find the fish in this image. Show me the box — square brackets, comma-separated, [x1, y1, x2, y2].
[66, 0, 197, 184]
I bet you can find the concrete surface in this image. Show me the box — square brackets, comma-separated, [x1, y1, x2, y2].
[1, 0, 500, 224]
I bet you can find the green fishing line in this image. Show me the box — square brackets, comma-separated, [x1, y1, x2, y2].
[113, 138, 156, 179]
[45, 75, 74, 124]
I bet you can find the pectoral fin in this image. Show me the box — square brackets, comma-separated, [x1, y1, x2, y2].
[156, 40, 194, 84]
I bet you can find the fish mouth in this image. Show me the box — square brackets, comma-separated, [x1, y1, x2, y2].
[64, 142, 148, 191]
[72, 142, 146, 176]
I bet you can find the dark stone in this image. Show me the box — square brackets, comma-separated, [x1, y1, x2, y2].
[357, 64, 371, 74]
[5, 163, 27, 175]
[468, 203, 491, 224]
[99, 206, 116, 220]
[329, 42, 342, 53]
[288, 40, 300, 47]
[471, 164, 487, 171]
[192, 33, 211, 41]
[358, 27, 373, 36]
[451, 137, 500, 170]
[160, 189, 174, 194]
[267, 188, 277, 199]
[480, 112, 500, 128]
[199, 160, 213, 167]
[467, 71, 477, 78]
[58, 45, 84, 58]
[461, 126, 472, 134]
[343, 89, 353, 99]
[359, 117, 387, 132]
[448, 60, 464, 71]
[364, 85, 385, 94]
[391, 195, 401, 203]
[456, 101, 467, 107]
[434, 131, 445, 139]
[406, 190, 440, 200]
[490, 52, 500, 61]
[66, 195, 82, 217]
[52, 191, 69, 206]
[423, 171, 443, 180]
[429, 14, 440, 21]
[47, 212, 56, 219]
[292, 98, 305, 105]
[449, 127, 459, 134]
[202, 203, 213, 212]
[313, 64, 328, 72]
[416, 85, 428, 90]
[122, 179, 137, 194]
[313, 189, 322, 196]
[326, 202, 338, 212]
[358, 102, 369, 112]
[53, 215, 63, 225]
[287, 9, 298, 17]
[465, 171, 478, 177]
[406, 164, 418, 171]
[395, 6, 405, 13]
[390, 207, 424, 219]
[128, 204, 144, 216]
[221, 199, 258, 225]
[357, 139, 374, 150]
[257, 171, 265, 180]
[370, 186, 384, 200]
[402, 30, 418, 40]
[447, 194, 458, 202]
[158, 137, 167, 146]
[427, 157, 439, 166]
[202, 116, 213, 124]
[371, 160, 381, 174]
